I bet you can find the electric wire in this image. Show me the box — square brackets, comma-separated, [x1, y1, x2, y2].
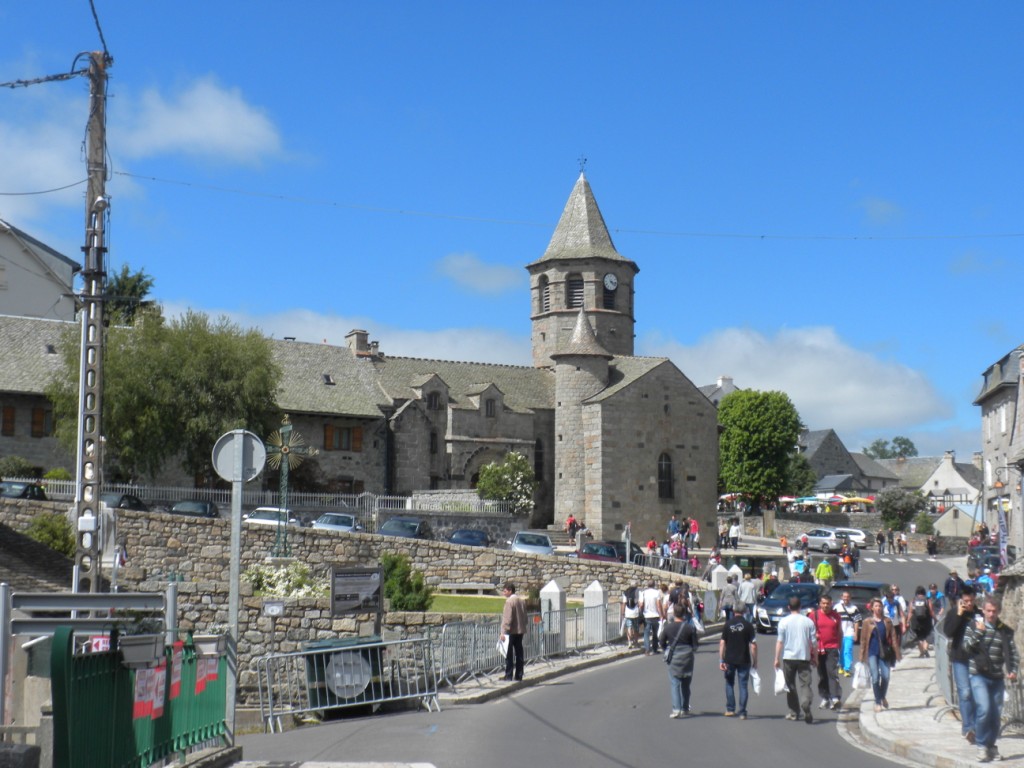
[0, 179, 88, 196]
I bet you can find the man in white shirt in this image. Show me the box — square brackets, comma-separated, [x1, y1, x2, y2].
[639, 580, 663, 655]
[737, 573, 759, 622]
[774, 595, 818, 723]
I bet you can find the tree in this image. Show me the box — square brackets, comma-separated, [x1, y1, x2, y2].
[48, 309, 281, 482]
[785, 452, 818, 497]
[863, 436, 918, 459]
[476, 451, 536, 516]
[874, 486, 928, 530]
[718, 390, 803, 508]
[105, 264, 155, 325]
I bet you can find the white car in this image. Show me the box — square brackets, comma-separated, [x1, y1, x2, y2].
[311, 512, 362, 533]
[507, 532, 554, 556]
[243, 507, 300, 527]
[833, 527, 867, 549]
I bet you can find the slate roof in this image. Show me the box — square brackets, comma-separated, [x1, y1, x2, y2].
[552, 309, 612, 359]
[877, 456, 942, 488]
[0, 314, 72, 395]
[850, 452, 899, 481]
[271, 338, 389, 418]
[798, 429, 835, 457]
[974, 345, 1023, 405]
[530, 173, 634, 266]
[372, 356, 554, 415]
[586, 356, 678, 403]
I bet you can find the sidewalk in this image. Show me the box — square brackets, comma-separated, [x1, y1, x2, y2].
[840, 653, 1024, 768]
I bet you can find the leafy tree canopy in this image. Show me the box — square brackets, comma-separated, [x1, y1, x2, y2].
[105, 264, 155, 325]
[718, 390, 803, 507]
[863, 436, 918, 459]
[48, 309, 281, 482]
[785, 452, 818, 497]
[874, 486, 928, 530]
[476, 451, 536, 516]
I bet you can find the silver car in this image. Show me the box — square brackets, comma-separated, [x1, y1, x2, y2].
[243, 507, 299, 527]
[311, 512, 362, 533]
[508, 532, 554, 556]
[833, 527, 867, 549]
[798, 527, 843, 553]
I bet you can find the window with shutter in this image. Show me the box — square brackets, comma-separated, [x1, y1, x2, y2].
[566, 274, 584, 308]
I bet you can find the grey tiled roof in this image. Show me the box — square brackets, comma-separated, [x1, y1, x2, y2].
[798, 429, 834, 457]
[0, 218, 79, 271]
[271, 338, 389, 418]
[876, 456, 942, 489]
[974, 345, 1023, 405]
[531, 173, 633, 265]
[0, 314, 72, 394]
[552, 309, 612, 359]
[850, 452, 899, 480]
[373, 356, 554, 414]
[586, 356, 675, 402]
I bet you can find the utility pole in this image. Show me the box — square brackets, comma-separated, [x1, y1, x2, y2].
[73, 50, 112, 594]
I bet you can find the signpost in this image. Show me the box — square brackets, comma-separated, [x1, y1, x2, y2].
[211, 429, 266, 743]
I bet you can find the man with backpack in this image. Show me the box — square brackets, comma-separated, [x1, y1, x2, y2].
[908, 586, 934, 658]
[810, 594, 843, 709]
[620, 583, 641, 649]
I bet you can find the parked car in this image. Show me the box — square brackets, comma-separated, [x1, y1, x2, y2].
[798, 527, 845, 553]
[507, 531, 555, 556]
[312, 512, 363, 533]
[243, 507, 299, 527]
[168, 499, 219, 518]
[833, 527, 868, 549]
[610, 540, 645, 564]
[753, 582, 822, 633]
[0, 481, 47, 500]
[447, 528, 492, 547]
[967, 544, 1016, 572]
[378, 516, 432, 540]
[100, 492, 149, 512]
[826, 580, 887, 615]
[578, 541, 620, 562]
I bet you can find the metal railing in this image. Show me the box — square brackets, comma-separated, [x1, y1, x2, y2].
[254, 637, 439, 732]
[50, 626, 227, 768]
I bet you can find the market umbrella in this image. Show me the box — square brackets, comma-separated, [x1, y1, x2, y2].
[840, 497, 875, 504]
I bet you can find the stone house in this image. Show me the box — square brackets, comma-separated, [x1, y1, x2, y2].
[0, 174, 719, 543]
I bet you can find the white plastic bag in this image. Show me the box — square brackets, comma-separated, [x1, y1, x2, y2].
[852, 661, 869, 690]
[691, 615, 706, 636]
[774, 668, 788, 695]
[751, 668, 762, 695]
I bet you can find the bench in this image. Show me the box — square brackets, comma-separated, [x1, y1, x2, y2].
[437, 582, 497, 595]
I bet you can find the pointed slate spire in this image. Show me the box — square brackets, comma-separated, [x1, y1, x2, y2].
[537, 173, 626, 263]
[551, 308, 613, 360]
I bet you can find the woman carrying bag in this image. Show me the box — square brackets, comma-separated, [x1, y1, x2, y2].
[859, 596, 901, 711]
[663, 601, 700, 718]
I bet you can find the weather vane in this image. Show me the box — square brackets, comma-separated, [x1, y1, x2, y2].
[578, 155, 588, 174]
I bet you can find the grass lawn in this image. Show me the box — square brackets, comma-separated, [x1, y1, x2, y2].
[429, 594, 585, 613]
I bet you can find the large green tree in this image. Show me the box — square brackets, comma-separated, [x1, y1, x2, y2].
[105, 264, 155, 325]
[718, 390, 804, 508]
[863, 436, 918, 459]
[48, 309, 281, 482]
[874, 486, 928, 530]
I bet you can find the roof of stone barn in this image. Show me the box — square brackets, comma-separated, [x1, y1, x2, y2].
[973, 345, 1023, 405]
[373, 356, 554, 414]
[531, 173, 637, 267]
[851, 452, 899, 480]
[0, 314, 70, 395]
[0, 523, 74, 592]
[876, 456, 942, 488]
[798, 428, 839, 457]
[587, 356, 687, 403]
[271, 337, 390, 418]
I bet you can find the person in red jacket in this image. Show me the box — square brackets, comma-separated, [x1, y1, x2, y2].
[810, 594, 843, 709]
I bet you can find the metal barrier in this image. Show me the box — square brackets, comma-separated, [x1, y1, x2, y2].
[436, 617, 504, 688]
[931, 624, 957, 720]
[50, 626, 227, 768]
[254, 637, 439, 732]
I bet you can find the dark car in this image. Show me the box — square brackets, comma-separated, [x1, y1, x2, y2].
[447, 528, 492, 547]
[169, 499, 219, 518]
[827, 580, 887, 615]
[753, 582, 822, 634]
[0, 481, 47, 500]
[378, 516, 432, 540]
[100, 492, 149, 511]
[967, 544, 1016, 572]
[578, 541, 620, 562]
[611, 540, 645, 565]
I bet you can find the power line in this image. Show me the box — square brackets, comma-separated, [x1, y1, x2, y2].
[0, 179, 88, 196]
[117, 170, 1024, 243]
[0, 69, 88, 89]
[88, 0, 111, 58]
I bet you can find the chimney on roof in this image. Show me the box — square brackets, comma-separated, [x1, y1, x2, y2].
[346, 329, 370, 356]
[370, 341, 380, 357]
[718, 375, 733, 388]
[944, 450, 955, 463]
[973, 451, 983, 471]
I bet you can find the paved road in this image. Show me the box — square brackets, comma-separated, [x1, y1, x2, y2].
[237, 552, 953, 768]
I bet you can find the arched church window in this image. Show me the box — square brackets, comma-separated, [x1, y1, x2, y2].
[534, 438, 544, 480]
[539, 276, 551, 313]
[426, 392, 441, 410]
[566, 274, 584, 309]
[658, 453, 674, 499]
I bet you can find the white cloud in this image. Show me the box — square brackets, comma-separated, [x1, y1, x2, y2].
[114, 76, 281, 164]
[859, 196, 904, 226]
[160, 302, 533, 365]
[435, 252, 524, 295]
[641, 325, 952, 434]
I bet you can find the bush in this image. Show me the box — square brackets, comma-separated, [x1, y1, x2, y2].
[25, 512, 76, 557]
[0, 455, 37, 478]
[913, 512, 935, 535]
[381, 552, 433, 611]
[44, 467, 73, 481]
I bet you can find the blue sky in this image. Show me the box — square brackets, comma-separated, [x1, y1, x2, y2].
[2, 2, 1022, 461]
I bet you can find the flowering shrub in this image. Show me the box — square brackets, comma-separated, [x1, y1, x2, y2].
[244, 561, 329, 598]
[476, 451, 536, 517]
